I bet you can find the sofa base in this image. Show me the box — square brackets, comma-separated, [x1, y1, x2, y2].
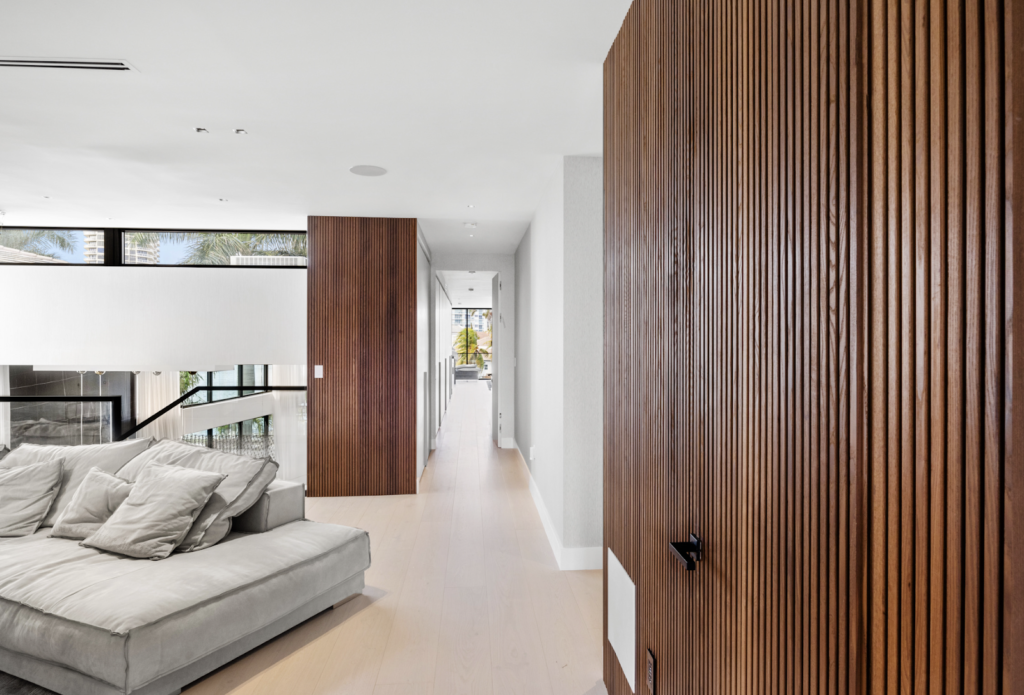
[0, 571, 365, 695]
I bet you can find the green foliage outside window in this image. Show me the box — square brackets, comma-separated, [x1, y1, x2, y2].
[454, 327, 489, 370]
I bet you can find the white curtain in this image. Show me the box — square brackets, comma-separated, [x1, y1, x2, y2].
[270, 365, 307, 484]
[136, 371, 182, 441]
[0, 366, 9, 448]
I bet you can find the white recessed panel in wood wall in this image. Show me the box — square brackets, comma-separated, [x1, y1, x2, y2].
[607, 547, 635, 692]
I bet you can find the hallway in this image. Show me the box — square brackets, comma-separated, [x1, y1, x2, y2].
[184, 380, 604, 695]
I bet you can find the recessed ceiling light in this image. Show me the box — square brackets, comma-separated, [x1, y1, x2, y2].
[464, 222, 477, 229]
[219, 198, 228, 202]
[195, 127, 209, 134]
[467, 204, 474, 208]
[350, 165, 387, 177]
[234, 129, 247, 135]
[469, 234, 474, 237]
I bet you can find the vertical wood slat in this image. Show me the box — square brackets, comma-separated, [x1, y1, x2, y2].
[603, 0, 1019, 692]
[306, 215, 417, 497]
[1005, 2, 1024, 695]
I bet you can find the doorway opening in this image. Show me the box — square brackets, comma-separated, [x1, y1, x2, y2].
[434, 269, 499, 446]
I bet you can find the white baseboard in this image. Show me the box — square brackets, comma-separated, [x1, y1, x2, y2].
[527, 473, 603, 571]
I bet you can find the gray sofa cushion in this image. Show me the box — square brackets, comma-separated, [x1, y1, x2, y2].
[232, 479, 305, 533]
[117, 439, 278, 552]
[0, 521, 370, 693]
[0, 459, 64, 537]
[82, 464, 225, 560]
[49, 468, 133, 541]
[0, 439, 153, 526]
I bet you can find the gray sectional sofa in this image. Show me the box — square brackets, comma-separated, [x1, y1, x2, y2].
[0, 443, 371, 695]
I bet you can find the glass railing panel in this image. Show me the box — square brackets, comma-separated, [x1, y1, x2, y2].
[6, 400, 115, 448]
[180, 372, 208, 405]
[211, 368, 240, 402]
[182, 430, 276, 460]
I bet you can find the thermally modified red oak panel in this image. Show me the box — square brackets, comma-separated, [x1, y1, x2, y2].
[307, 216, 417, 497]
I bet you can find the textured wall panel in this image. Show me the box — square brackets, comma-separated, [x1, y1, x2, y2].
[603, 0, 1022, 693]
[307, 216, 417, 497]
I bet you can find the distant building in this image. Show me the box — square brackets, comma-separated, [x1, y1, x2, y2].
[83, 231, 104, 264]
[451, 310, 491, 333]
[85, 231, 160, 264]
[125, 237, 159, 264]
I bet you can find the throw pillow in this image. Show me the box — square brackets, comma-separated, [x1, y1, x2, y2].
[49, 467, 133, 540]
[81, 463, 225, 559]
[118, 439, 278, 552]
[0, 438, 153, 526]
[0, 458, 64, 537]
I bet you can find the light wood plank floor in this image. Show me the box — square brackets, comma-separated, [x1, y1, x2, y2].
[184, 381, 606, 695]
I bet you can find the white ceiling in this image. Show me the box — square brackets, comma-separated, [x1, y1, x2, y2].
[0, 0, 629, 255]
[438, 270, 496, 309]
[418, 219, 529, 256]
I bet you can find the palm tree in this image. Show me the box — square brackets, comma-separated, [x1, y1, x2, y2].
[454, 327, 490, 370]
[0, 229, 77, 258]
[127, 232, 306, 265]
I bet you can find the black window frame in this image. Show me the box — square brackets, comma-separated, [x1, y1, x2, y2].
[0, 227, 307, 268]
[181, 365, 272, 447]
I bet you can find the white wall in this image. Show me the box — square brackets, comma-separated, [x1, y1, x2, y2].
[562, 156, 604, 548]
[517, 162, 566, 544]
[0, 266, 306, 369]
[416, 237, 431, 482]
[514, 155, 603, 569]
[431, 271, 453, 446]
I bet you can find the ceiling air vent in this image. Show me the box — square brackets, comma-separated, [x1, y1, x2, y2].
[0, 58, 132, 71]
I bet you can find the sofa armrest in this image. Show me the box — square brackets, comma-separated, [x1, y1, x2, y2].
[233, 479, 305, 533]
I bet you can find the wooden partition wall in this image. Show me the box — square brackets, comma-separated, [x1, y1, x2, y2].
[604, 1, 1023, 693]
[307, 216, 417, 496]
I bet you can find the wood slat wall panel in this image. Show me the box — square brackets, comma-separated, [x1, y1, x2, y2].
[603, 0, 1021, 692]
[307, 216, 417, 497]
[1005, 3, 1024, 695]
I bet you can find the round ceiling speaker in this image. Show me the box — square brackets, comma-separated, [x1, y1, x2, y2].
[350, 165, 388, 177]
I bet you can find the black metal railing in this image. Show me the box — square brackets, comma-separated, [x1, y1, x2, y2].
[119, 385, 305, 441]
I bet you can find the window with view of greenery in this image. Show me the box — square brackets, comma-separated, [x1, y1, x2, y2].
[0, 228, 307, 266]
[0, 229, 97, 264]
[124, 231, 307, 266]
[451, 309, 493, 377]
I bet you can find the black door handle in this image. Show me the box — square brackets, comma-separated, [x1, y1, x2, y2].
[670, 534, 703, 571]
